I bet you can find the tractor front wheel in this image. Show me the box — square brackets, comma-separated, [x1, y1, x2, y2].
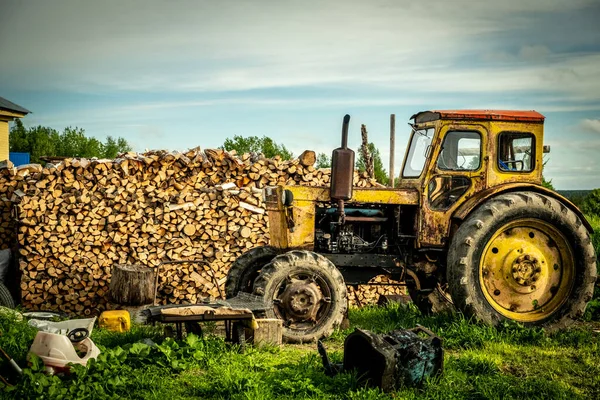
[225, 246, 279, 298]
[253, 250, 347, 343]
[448, 192, 596, 329]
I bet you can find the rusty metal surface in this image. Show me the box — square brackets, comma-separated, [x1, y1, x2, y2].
[330, 114, 355, 201]
[417, 121, 489, 247]
[330, 148, 354, 200]
[411, 110, 545, 123]
[319, 326, 444, 391]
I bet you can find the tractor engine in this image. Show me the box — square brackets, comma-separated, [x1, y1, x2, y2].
[314, 207, 391, 254]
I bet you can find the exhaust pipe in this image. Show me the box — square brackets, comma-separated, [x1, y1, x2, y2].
[330, 114, 355, 223]
[331, 115, 354, 195]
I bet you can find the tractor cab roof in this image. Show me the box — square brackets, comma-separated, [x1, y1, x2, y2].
[411, 110, 545, 124]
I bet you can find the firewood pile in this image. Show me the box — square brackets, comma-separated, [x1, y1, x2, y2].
[0, 149, 402, 315]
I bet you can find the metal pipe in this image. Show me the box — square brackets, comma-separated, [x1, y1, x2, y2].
[341, 114, 350, 148]
[338, 199, 346, 224]
[389, 114, 395, 187]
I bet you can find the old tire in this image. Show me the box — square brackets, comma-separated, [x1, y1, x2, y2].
[0, 282, 15, 308]
[253, 250, 347, 343]
[448, 192, 597, 329]
[225, 246, 279, 298]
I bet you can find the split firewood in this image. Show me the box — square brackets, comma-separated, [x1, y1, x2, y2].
[298, 150, 316, 167]
[0, 147, 389, 315]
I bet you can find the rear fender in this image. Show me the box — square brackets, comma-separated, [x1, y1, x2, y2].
[452, 183, 593, 233]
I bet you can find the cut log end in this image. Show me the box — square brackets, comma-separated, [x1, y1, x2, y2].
[109, 264, 155, 306]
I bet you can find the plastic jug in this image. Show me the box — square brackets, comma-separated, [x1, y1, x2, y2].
[99, 310, 131, 332]
[28, 331, 100, 374]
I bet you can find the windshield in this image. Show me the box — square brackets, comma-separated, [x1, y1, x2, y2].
[402, 128, 434, 178]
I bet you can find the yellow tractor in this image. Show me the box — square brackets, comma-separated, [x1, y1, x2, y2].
[226, 111, 597, 342]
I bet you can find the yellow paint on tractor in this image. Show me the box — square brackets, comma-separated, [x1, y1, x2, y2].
[265, 185, 419, 249]
[479, 219, 575, 322]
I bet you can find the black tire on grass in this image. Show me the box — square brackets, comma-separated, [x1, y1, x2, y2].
[253, 250, 347, 343]
[447, 191, 597, 329]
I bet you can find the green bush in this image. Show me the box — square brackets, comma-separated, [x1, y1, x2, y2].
[0, 311, 38, 367]
[581, 189, 600, 217]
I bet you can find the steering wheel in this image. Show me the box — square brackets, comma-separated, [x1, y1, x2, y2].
[67, 328, 89, 343]
[500, 160, 524, 171]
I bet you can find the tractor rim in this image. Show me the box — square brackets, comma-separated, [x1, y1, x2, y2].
[479, 218, 575, 322]
[271, 270, 333, 333]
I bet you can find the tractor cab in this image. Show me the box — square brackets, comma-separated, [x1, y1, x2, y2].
[400, 110, 549, 247]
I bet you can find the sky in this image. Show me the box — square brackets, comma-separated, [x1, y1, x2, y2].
[1, 0, 599, 189]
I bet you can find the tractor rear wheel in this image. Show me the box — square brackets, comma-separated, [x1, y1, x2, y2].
[225, 246, 279, 298]
[253, 250, 347, 343]
[448, 192, 597, 329]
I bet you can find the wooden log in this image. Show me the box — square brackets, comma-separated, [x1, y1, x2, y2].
[239, 226, 252, 238]
[298, 150, 316, 167]
[109, 264, 155, 305]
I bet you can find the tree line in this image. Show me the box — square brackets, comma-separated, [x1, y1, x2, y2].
[9, 119, 132, 163]
[10, 121, 554, 190]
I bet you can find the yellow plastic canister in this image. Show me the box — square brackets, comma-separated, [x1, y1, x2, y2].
[98, 310, 131, 332]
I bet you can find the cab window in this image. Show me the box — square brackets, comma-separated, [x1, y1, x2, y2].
[498, 132, 534, 172]
[436, 131, 481, 171]
[402, 128, 434, 178]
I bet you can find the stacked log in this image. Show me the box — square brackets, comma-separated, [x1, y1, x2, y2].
[0, 148, 403, 314]
[347, 276, 407, 307]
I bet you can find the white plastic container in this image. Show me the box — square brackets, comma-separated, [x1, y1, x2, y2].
[28, 317, 97, 336]
[28, 331, 100, 374]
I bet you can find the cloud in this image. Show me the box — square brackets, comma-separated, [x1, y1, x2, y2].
[580, 119, 600, 134]
[2, 0, 599, 98]
[485, 45, 552, 63]
[2, 0, 600, 189]
[518, 45, 551, 61]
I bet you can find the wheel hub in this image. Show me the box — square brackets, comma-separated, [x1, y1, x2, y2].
[511, 254, 541, 286]
[278, 279, 323, 321]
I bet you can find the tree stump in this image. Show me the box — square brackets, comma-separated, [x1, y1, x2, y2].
[109, 264, 155, 306]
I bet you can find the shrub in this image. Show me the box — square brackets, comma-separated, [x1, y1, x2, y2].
[581, 188, 600, 217]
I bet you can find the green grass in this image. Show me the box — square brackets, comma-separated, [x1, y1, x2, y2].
[1, 304, 599, 400]
[1, 216, 598, 399]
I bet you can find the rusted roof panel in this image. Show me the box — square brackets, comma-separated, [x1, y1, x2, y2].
[411, 110, 545, 124]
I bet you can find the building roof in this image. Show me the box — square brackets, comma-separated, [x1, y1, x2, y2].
[0, 96, 31, 115]
[411, 110, 545, 124]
